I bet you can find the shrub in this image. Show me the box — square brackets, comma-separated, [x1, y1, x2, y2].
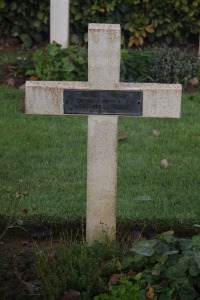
[122, 47, 198, 87]
[36, 232, 200, 299]
[0, 0, 49, 47]
[36, 239, 121, 300]
[0, 0, 199, 46]
[26, 44, 197, 88]
[147, 47, 198, 87]
[120, 49, 154, 83]
[27, 43, 88, 81]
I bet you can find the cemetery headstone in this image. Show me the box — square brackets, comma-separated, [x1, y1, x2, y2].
[26, 23, 182, 244]
[50, 0, 69, 48]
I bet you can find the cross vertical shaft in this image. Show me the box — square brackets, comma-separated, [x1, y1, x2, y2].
[86, 24, 121, 243]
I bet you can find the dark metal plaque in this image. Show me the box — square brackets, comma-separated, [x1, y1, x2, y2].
[63, 90, 143, 116]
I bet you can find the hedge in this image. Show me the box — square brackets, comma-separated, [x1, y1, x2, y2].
[0, 0, 200, 47]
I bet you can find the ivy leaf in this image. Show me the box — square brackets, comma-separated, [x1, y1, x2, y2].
[194, 252, 200, 269]
[179, 238, 194, 251]
[179, 281, 196, 300]
[189, 264, 199, 277]
[130, 239, 157, 256]
[192, 235, 200, 248]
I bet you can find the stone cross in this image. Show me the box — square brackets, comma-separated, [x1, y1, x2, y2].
[26, 24, 182, 244]
[50, 0, 69, 48]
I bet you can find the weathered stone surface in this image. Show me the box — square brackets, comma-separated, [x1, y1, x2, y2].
[50, 0, 69, 48]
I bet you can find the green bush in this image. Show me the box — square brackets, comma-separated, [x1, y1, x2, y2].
[0, 0, 49, 47]
[36, 232, 200, 299]
[0, 0, 199, 47]
[27, 43, 87, 81]
[70, 0, 200, 47]
[122, 47, 198, 87]
[120, 48, 155, 82]
[26, 44, 197, 88]
[148, 47, 198, 87]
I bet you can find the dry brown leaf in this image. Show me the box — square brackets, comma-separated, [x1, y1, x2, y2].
[152, 129, 160, 137]
[109, 273, 124, 285]
[61, 289, 81, 300]
[146, 283, 155, 299]
[29, 76, 38, 81]
[48, 250, 57, 262]
[7, 78, 16, 88]
[160, 159, 169, 169]
[18, 84, 25, 90]
[189, 77, 198, 86]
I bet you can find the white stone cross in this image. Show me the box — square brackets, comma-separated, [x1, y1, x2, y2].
[26, 24, 182, 244]
[50, 0, 69, 48]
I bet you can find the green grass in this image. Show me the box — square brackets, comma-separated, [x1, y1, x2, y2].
[0, 86, 200, 227]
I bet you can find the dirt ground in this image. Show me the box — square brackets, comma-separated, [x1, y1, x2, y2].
[0, 239, 39, 299]
[0, 231, 51, 300]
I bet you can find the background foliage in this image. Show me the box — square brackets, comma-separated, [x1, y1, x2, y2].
[0, 0, 200, 47]
[25, 43, 197, 87]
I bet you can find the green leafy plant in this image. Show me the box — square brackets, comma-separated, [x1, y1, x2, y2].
[36, 239, 121, 299]
[121, 47, 198, 87]
[147, 47, 198, 87]
[120, 48, 154, 82]
[120, 231, 200, 299]
[0, 1, 199, 46]
[94, 275, 145, 300]
[0, 0, 49, 47]
[27, 43, 87, 81]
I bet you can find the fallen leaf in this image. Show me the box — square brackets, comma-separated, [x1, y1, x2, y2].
[160, 159, 169, 169]
[48, 250, 57, 262]
[7, 65, 18, 72]
[26, 280, 41, 294]
[146, 283, 155, 299]
[16, 191, 28, 198]
[21, 240, 32, 247]
[15, 218, 23, 226]
[109, 273, 124, 285]
[189, 77, 198, 86]
[29, 76, 38, 81]
[32, 203, 38, 210]
[6, 78, 16, 88]
[152, 129, 160, 137]
[18, 84, 25, 90]
[127, 269, 137, 276]
[21, 208, 28, 214]
[4, 186, 12, 192]
[61, 289, 81, 300]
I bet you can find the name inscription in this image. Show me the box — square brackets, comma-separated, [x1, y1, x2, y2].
[63, 90, 143, 116]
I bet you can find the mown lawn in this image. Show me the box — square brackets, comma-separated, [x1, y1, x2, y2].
[0, 86, 200, 228]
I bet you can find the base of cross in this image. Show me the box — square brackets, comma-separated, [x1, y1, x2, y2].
[26, 24, 182, 244]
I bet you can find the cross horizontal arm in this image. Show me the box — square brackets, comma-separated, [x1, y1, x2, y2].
[26, 81, 182, 118]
